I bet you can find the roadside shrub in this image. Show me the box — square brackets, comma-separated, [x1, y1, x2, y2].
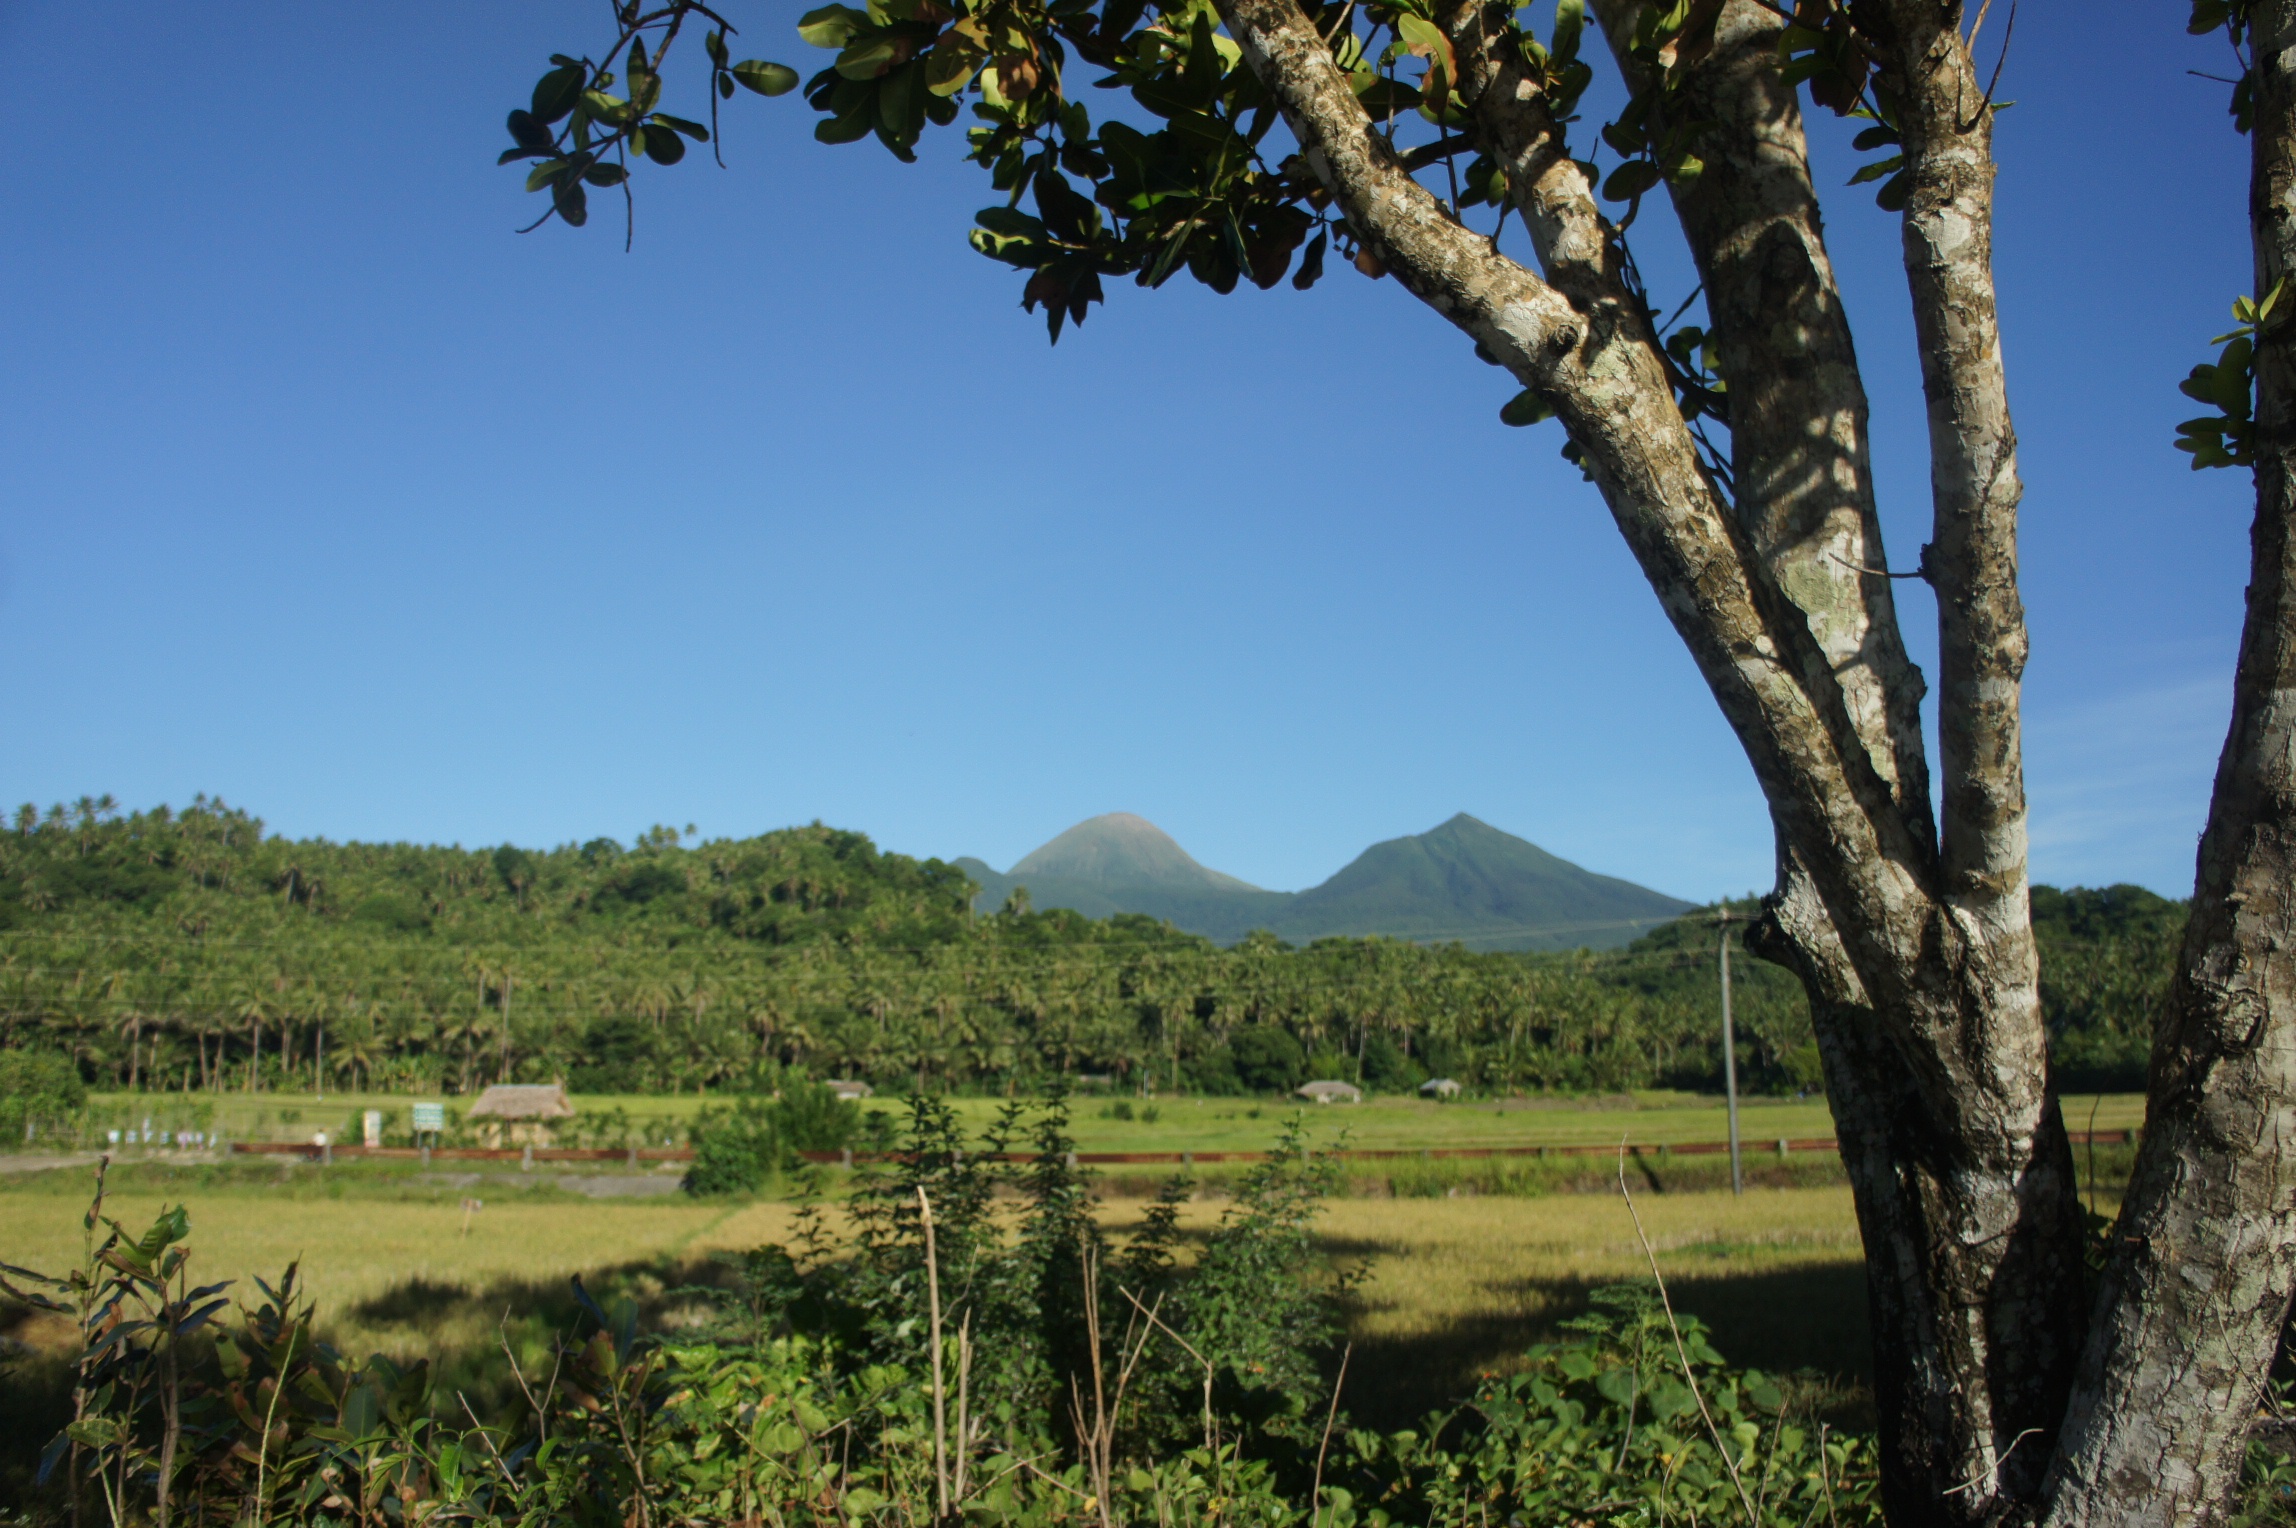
[778, 1076, 861, 1153]
[684, 1079, 862, 1195]
[684, 1097, 783, 1194]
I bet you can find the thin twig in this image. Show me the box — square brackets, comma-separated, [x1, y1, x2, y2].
[1617, 1139, 1760, 1525]
[1957, 0, 2018, 131]
[1942, 1426, 2042, 1498]
[499, 1314, 552, 1448]
[1398, 134, 1476, 172]
[1965, 0, 1996, 53]
[918, 1186, 950, 1520]
[459, 1392, 516, 1482]
[1827, 550, 1925, 580]
[2085, 1094, 2104, 1220]
[251, 1326, 289, 1526]
[1311, 1343, 1352, 1527]
[1117, 1286, 1217, 1454]
[1007, 1451, 1099, 1503]
[1818, 1422, 1841, 1528]
[954, 1310, 974, 1501]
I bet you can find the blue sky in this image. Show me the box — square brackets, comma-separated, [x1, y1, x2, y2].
[0, 0, 2250, 901]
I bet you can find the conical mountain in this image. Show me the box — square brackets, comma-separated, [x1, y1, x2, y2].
[1012, 813, 1263, 892]
[962, 812, 1690, 950]
[1269, 813, 1694, 949]
[962, 813, 1290, 931]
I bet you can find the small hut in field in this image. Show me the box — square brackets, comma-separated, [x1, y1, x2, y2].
[467, 1084, 576, 1147]
[1419, 1077, 1462, 1099]
[1295, 1080, 1363, 1105]
[825, 1079, 874, 1101]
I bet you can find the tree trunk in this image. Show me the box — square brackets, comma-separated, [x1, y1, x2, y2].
[1216, 0, 2088, 1512]
[2040, 5, 2296, 1518]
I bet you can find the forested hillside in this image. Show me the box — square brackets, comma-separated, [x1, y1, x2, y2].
[0, 798, 2174, 1098]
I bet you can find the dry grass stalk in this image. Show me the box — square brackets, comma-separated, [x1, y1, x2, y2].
[1616, 1139, 1760, 1525]
[1067, 1247, 1158, 1528]
[1311, 1342, 1352, 1527]
[917, 1186, 950, 1521]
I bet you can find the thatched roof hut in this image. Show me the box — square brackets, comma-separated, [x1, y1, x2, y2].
[825, 1079, 874, 1100]
[1419, 1078, 1462, 1098]
[468, 1084, 576, 1120]
[1295, 1080, 1363, 1105]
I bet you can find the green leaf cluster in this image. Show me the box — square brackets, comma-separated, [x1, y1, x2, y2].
[2176, 282, 2282, 471]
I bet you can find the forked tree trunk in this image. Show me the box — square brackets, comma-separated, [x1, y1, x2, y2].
[1205, 0, 2294, 1519]
[1217, 0, 2083, 1514]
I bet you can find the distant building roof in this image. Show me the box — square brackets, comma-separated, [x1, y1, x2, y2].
[467, 1084, 576, 1120]
[825, 1079, 873, 1100]
[1295, 1080, 1363, 1103]
[1420, 1078, 1462, 1097]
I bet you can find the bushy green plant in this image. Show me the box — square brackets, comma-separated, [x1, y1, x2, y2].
[683, 1079, 863, 1195]
[1345, 1285, 1882, 1526]
[777, 1075, 861, 1152]
[0, 1048, 86, 1147]
[683, 1098, 781, 1194]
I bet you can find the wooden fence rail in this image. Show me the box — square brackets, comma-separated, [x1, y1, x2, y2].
[226, 1129, 2138, 1167]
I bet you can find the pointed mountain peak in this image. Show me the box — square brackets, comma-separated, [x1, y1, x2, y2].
[1009, 814, 1262, 892]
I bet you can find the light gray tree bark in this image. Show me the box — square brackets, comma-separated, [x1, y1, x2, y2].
[2043, 2, 2296, 1520]
[1210, 0, 2291, 1521]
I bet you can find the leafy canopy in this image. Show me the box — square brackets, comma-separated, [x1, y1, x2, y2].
[498, 0, 1908, 366]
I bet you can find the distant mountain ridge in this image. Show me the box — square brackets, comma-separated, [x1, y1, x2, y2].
[959, 812, 1693, 951]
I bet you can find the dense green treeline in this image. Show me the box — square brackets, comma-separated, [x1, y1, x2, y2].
[0, 797, 2176, 1101]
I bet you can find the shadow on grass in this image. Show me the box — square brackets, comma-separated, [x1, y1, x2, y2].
[0, 1252, 751, 1513]
[5, 1229, 1874, 1511]
[1338, 1261, 1873, 1434]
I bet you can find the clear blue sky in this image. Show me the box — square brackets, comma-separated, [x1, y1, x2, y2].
[0, 0, 2249, 902]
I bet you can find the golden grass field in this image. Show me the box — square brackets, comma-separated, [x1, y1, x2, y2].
[12, 1091, 2150, 1428]
[0, 1163, 1870, 1426]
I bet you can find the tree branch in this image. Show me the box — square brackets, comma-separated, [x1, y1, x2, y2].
[1213, 0, 1939, 1016]
[1874, 0, 2033, 929]
[1588, 0, 1933, 853]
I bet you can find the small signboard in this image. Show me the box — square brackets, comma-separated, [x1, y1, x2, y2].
[362, 1109, 384, 1147]
[411, 1103, 446, 1134]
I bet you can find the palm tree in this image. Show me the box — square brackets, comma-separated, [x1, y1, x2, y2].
[236, 991, 271, 1093]
[338, 1019, 383, 1095]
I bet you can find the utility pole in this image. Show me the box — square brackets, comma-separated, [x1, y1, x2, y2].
[499, 973, 514, 1084]
[1718, 908, 1743, 1196]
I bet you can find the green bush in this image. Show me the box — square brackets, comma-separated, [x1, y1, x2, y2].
[777, 1076, 861, 1153]
[684, 1098, 783, 1195]
[684, 1079, 862, 1195]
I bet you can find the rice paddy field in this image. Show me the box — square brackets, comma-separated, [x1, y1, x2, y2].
[0, 1091, 2144, 1477]
[71, 1086, 2150, 1155]
[0, 1162, 1871, 1426]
